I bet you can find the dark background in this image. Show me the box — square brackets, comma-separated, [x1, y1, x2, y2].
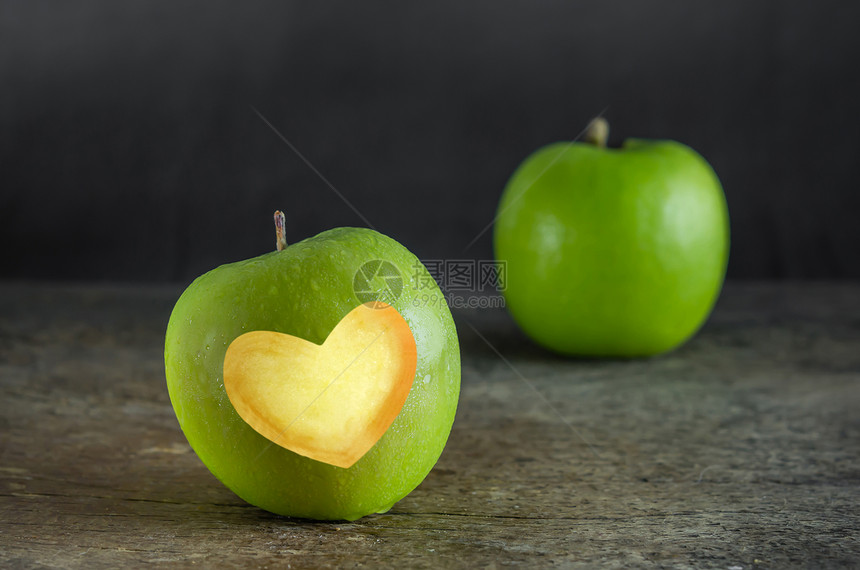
[2, 1, 858, 283]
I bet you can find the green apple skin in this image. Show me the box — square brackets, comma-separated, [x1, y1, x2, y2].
[494, 138, 729, 357]
[164, 228, 460, 521]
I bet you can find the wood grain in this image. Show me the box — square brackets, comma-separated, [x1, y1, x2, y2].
[1, 282, 858, 568]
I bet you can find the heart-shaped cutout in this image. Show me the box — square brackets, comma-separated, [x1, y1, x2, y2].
[223, 302, 417, 468]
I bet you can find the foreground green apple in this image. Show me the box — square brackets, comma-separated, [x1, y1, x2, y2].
[494, 118, 729, 357]
[164, 221, 460, 520]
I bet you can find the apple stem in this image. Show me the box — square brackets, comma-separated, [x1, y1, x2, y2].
[584, 117, 609, 148]
[274, 210, 287, 251]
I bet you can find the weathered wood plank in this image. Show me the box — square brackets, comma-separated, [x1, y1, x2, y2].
[1, 282, 858, 568]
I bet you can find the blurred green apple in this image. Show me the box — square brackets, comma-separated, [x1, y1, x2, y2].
[165, 221, 460, 520]
[494, 118, 729, 357]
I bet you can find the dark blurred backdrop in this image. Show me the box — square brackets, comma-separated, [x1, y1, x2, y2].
[2, 1, 859, 282]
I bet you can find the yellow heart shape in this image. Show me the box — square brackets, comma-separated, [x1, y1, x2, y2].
[223, 302, 417, 468]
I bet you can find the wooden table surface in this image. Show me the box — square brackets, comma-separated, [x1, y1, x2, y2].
[1, 281, 858, 568]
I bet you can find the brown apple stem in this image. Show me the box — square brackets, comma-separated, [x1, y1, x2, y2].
[274, 210, 287, 251]
[584, 116, 609, 148]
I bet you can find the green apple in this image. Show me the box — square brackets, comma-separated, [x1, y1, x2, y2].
[164, 221, 460, 521]
[494, 118, 729, 357]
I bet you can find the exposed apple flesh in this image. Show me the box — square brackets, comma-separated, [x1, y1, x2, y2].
[223, 302, 417, 469]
